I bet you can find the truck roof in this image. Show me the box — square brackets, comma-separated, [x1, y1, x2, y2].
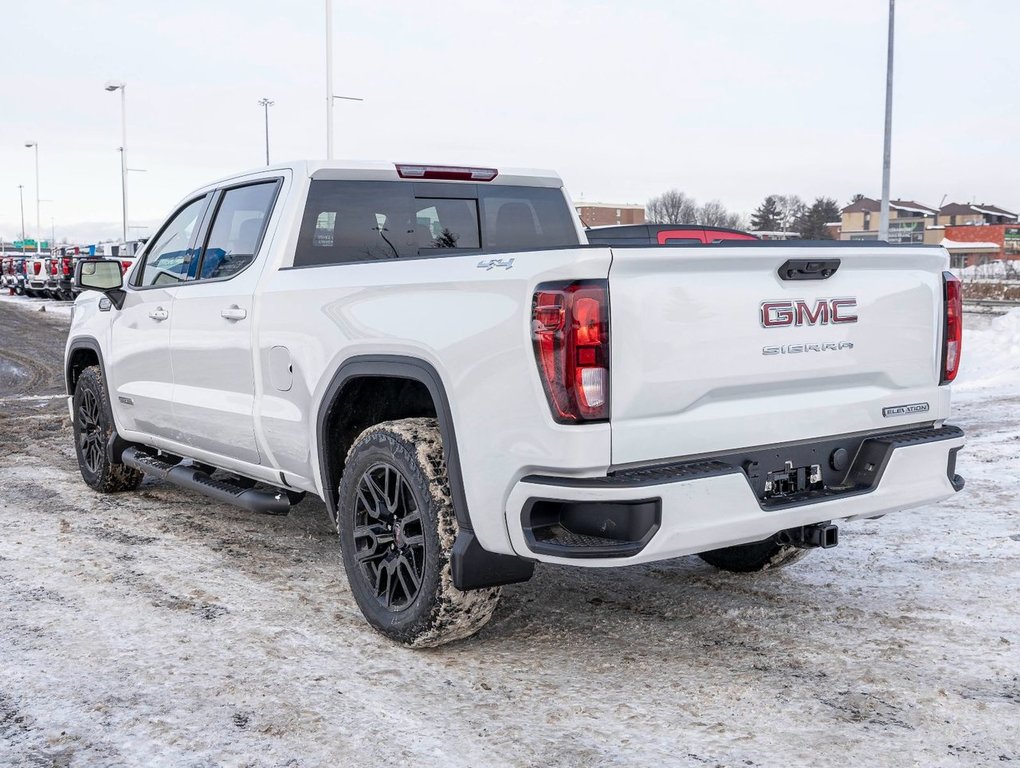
[198, 160, 565, 192]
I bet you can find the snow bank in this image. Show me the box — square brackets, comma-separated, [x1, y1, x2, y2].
[954, 307, 1020, 400]
[0, 292, 75, 317]
[951, 259, 1020, 280]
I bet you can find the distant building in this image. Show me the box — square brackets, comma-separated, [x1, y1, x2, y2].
[574, 202, 645, 228]
[838, 197, 939, 244]
[941, 223, 1020, 268]
[936, 203, 1018, 227]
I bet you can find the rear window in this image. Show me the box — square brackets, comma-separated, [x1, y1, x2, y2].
[294, 180, 578, 267]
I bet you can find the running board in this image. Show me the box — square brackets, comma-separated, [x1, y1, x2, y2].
[121, 447, 291, 515]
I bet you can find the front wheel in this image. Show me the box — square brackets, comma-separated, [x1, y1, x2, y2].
[697, 536, 811, 573]
[72, 366, 143, 493]
[337, 418, 501, 647]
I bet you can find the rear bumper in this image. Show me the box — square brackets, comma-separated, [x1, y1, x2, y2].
[505, 425, 965, 566]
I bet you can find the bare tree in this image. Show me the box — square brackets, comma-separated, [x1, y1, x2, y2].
[646, 189, 699, 224]
[698, 200, 743, 229]
[774, 194, 807, 233]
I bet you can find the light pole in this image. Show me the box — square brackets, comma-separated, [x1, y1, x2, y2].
[18, 185, 26, 242]
[879, 0, 895, 241]
[24, 141, 39, 247]
[324, 0, 364, 158]
[105, 80, 128, 242]
[258, 98, 274, 165]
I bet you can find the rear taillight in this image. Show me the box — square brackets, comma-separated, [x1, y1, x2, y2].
[532, 280, 610, 422]
[120, 260, 132, 274]
[50, 259, 59, 276]
[62, 256, 72, 276]
[941, 271, 962, 384]
[33, 261, 41, 275]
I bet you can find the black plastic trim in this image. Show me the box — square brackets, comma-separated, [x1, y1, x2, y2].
[315, 354, 533, 590]
[777, 258, 841, 280]
[947, 446, 965, 492]
[453, 530, 535, 589]
[521, 497, 661, 559]
[522, 425, 965, 512]
[122, 447, 290, 515]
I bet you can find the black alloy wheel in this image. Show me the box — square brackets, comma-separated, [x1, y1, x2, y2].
[71, 365, 143, 493]
[77, 387, 105, 474]
[336, 418, 502, 647]
[352, 462, 426, 611]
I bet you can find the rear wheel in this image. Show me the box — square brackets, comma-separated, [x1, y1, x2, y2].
[697, 536, 810, 573]
[337, 417, 501, 647]
[72, 366, 143, 493]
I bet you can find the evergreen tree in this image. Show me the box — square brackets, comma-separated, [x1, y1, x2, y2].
[797, 197, 842, 239]
[750, 195, 781, 231]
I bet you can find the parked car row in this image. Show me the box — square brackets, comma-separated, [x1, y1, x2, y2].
[3, 247, 139, 300]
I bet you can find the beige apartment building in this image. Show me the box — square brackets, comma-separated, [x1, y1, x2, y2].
[839, 197, 940, 244]
[839, 196, 1018, 266]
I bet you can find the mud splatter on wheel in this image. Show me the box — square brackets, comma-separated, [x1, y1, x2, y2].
[337, 417, 500, 647]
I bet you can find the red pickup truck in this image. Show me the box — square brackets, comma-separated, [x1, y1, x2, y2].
[585, 224, 758, 246]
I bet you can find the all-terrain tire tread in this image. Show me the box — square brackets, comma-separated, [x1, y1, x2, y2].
[339, 417, 501, 648]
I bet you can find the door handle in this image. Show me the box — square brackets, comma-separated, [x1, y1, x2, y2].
[148, 307, 169, 321]
[221, 305, 247, 321]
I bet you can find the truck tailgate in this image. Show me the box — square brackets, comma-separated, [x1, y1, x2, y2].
[608, 245, 949, 466]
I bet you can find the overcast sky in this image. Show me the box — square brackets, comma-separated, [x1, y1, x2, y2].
[2, 0, 1018, 242]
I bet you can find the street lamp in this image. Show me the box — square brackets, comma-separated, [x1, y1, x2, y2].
[24, 141, 39, 247]
[258, 98, 274, 165]
[324, 0, 364, 159]
[17, 185, 26, 242]
[105, 80, 128, 242]
[879, 0, 895, 241]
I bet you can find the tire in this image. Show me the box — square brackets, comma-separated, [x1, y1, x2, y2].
[337, 417, 501, 647]
[697, 536, 811, 573]
[72, 366, 143, 493]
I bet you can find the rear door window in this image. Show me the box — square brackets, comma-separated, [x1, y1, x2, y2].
[296, 181, 415, 266]
[195, 181, 279, 281]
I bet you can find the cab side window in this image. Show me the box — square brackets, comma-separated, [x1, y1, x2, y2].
[136, 196, 208, 287]
[196, 182, 279, 281]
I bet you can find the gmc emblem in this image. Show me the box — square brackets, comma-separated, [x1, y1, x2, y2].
[760, 298, 858, 328]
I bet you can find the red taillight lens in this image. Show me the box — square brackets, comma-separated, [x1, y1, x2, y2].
[941, 271, 962, 384]
[33, 261, 41, 275]
[62, 256, 72, 276]
[120, 260, 132, 274]
[532, 280, 610, 422]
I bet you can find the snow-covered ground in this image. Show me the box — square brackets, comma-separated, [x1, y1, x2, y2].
[0, 299, 1017, 767]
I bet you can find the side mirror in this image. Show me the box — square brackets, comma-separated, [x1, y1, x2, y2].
[75, 258, 126, 309]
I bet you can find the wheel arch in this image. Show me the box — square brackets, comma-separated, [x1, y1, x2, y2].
[316, 355, 468, 529]
[66, 336, 105, 397]
[316, 354, 534, 590]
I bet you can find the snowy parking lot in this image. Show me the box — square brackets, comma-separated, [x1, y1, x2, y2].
[1, 295, 1018, 767]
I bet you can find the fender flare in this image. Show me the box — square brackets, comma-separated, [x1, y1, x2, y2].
[315, 354, 534, 590]
[65, 335, 106, 397]
[315, 354, 472, 530]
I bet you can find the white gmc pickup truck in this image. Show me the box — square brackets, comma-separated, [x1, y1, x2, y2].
[65, 161, 965, 647]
